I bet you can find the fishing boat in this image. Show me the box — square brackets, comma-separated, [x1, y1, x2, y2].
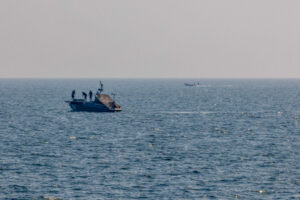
[65, 82, 121, 112]
[184, 82, 201, 87]
[184, 83, 195, 86]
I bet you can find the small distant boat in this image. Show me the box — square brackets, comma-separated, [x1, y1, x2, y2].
[184, 82, 201, 87]
[65, 82, 121, 112]
[184, 83, 195, 86]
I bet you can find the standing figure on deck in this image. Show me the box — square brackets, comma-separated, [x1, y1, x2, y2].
[89, 90, 93, 101]
[97, 81, 104, 94]
[71, 90, 75, 99]
[82, 92, 87, 100]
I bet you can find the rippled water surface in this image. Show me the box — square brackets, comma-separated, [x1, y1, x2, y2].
[0, 79, 300, 199]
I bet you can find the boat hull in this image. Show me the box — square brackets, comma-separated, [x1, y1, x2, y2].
[66, 101, 121, 112]
[184, 83, 195, 86]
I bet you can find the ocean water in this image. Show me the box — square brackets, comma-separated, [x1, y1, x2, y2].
[0, 79, 300, 200]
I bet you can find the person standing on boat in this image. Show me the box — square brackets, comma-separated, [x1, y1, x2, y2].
[82, 92, 87, 100]
[89, 90, 93, 101]
[97, 81, 104, 94]
[71, 90, 75, 99]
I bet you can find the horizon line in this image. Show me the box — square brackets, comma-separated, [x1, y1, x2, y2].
[1, 77, 300, 80]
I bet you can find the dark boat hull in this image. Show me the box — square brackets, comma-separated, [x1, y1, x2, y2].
[184, 83, 195, 86]
[66, 100, 121, 112]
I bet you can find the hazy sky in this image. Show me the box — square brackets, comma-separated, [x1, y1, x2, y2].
[1, 0, 300, 78]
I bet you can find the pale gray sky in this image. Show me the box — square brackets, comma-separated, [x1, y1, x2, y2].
[1, 0, 300, 78]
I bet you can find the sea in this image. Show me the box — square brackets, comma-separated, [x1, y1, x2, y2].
[0, 79, 299, 200]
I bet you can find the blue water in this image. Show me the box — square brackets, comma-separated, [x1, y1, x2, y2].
[0, 79, 300, 199]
